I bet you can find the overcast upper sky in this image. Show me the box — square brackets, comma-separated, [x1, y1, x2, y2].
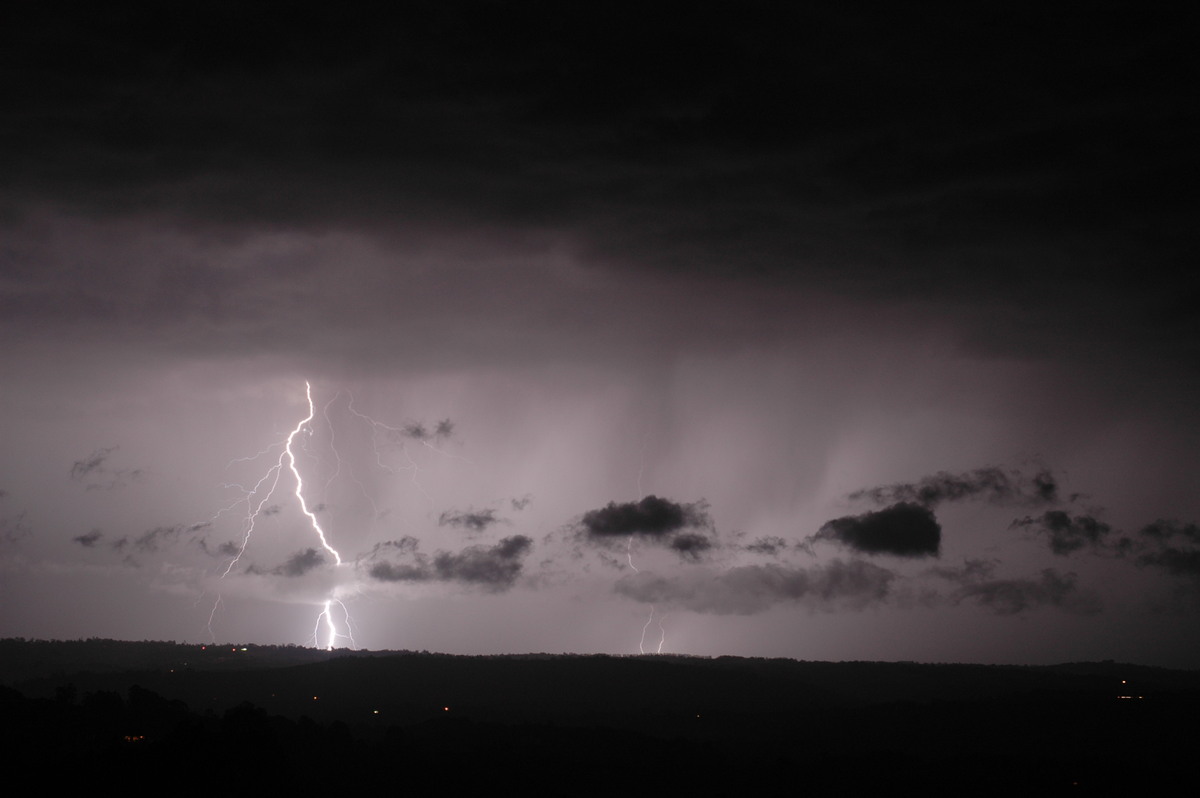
[2, 2, 1198, 667]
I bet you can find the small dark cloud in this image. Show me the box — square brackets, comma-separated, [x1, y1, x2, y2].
[1010, 510, 1118, 555]
[615, 560, 895, 615]
[260, 504, 282, 517]
[369, 536, 533, 591]
[439, 507, 505, 533]
[577, 495, 715, 562]
[133, 525, 182, 553]
[511, 494, 533, 511]
[669, 533, 714, 561]
[73, 529, 103, 547]
[580, 495, 710, 538]
[849, 467, 1059, 509]
[395, 419, 455, 443]
[366, 537, 422, 558]
[952, 568, 1100, 615]
[813, 502, 941, 558]
[275, 548, 326, 577]
[743, 536, 788, 556]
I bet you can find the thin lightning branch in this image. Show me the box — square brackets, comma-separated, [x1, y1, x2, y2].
[637, 605, 667, 655]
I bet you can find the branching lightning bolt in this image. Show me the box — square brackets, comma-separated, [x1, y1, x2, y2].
[208, 381, 350, 647]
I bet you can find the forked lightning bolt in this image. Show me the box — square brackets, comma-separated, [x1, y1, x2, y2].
[209, 381, 349, 648]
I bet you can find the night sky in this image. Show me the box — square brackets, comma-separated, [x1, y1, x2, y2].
[3, 2, 1198, 667]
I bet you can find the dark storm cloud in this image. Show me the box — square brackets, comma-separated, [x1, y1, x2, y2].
[580, 496, 710, 538]
[577, 495, 715, 562]
[273, 548, 326, 578]
[813, 503, 941, 558]
[368, 536, 534, 591]
[615, 560, 895, 615]
[73, 529, 103, 547]
[850, 467, 1059, 509]
[438, 508, 505, 534]
[952, 569, 1100, 616]
[0, 4, 1194, 385]
[1010, 511, 1121, 556]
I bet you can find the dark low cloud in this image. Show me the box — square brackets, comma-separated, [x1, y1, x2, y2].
[393, 420, 454, 443]
[433, 535, 532, 589]
[580, 495, 711, 538]
[275, 548, 326, 577]
[813, 503, 941, 558]
[73, 529, 103, 547]
[742, 536, 789, 556]
[439, 508, 506, 533]
[1136, 520, 1200, 578]
[615, 560, 895, 615]
[668, 533, 714, 561]
[511, 495, 533, 512]
[369, 536, 533, 591]
[1010, 511, 1121, 556]
[952, 568, 1099, 615]
[577, 495, 714, 560]
[850, 467, 1059, 509]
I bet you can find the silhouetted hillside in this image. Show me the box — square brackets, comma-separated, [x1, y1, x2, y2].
[2, 639, 1197, 795]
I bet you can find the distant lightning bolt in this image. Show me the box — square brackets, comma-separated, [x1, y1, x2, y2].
[639, 605, 666, 655]
[630, 432, 665, 654]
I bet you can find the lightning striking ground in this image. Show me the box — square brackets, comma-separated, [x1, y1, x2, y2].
[205, 381, 454, 648]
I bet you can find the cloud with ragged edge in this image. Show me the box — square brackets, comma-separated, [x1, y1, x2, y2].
[73, 529, 103, 547]
[439, 507, 507, 534]
[1012, 511, 1200, 583]
[811, 502, 941, 558]
[943, 564, 1100, 616]
[614, 560, 896, 615]
[368, 535, 534, 592]
[1010, 511, 1124, 556]
[575, 495, 716, 561]
[69, 446, 144, 491]
[0, 490, 31, 544]
[850, 466, 1060, 508]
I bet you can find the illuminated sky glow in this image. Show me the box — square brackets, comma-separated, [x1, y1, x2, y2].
[1, 4, 1197, 667]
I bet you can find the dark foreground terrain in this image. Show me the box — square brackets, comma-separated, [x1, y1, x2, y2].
[2, 639, 1196, 795]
